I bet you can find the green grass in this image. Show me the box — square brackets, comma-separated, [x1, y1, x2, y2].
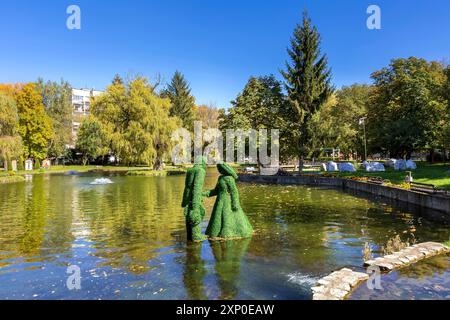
[331, 162, 450, 190]
[12, 165, 147, 176]
[127, 169, 186, 177]
[0, 175, 25, 184]
[2, 165, 187, 179]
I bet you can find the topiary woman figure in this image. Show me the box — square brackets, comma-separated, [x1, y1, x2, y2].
[203, 163, 253, 239]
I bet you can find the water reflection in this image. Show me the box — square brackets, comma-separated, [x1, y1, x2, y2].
[181, 239, 251, 300]
[0, 174, 449, 300]
[350, 255, 450, 300]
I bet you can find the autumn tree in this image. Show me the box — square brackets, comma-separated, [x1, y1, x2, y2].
[195, 104, 220, 129]
[15, 83, 54, 160]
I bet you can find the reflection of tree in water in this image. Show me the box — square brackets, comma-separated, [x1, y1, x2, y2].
[0, 176, 83, 267]
[210, 238, 251, 300]
[240, 183, 450, 273]
[79, 176, 186, 274]
[183, 242, 207, 300]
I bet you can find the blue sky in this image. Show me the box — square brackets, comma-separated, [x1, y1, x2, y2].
[0, 0, 449, 108]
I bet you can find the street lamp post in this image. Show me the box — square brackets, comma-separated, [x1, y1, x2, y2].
[359, 117, 368, 161]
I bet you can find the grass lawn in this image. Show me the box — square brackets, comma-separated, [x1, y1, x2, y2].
[0, 175, 25, 184]
[332, 162, 450, 190]
[0, 165, 187, 183]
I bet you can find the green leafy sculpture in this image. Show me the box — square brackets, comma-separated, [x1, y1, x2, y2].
[182, 157, 208, 242]
[204, 163, 253, 239]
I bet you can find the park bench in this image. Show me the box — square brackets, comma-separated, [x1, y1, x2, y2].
[410, 182, 437, 194]
[367, 177, 385, 185]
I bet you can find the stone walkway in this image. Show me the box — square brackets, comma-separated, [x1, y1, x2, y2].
[364, 242, 449, 272]
[312, 268, 369, 300]
[312, 242, 450, 300]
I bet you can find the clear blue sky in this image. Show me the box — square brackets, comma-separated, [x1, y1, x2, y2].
[0, 0, 449, 108]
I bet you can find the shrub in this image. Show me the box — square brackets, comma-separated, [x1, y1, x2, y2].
[381, 234, 416, 255]
[34, 159, 41, 170]
[363, 242, 373, 261]
[17, 159, 24, 171]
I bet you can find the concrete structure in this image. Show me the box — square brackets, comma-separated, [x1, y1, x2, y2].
[25, 160, 33, 171]
[71, 88, 103, 145]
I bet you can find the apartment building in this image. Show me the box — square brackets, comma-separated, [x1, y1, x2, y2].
[71, 88, 103, 145]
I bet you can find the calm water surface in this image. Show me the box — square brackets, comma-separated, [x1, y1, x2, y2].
[0, 172, 449, 300]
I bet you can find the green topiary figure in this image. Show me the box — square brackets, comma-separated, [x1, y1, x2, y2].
[204, 163, 253, 239]
[182, 157, 208, 242]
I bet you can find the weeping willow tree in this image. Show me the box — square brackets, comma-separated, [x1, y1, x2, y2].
[90, 76, 180, 169]
[0, 92, 22, 169]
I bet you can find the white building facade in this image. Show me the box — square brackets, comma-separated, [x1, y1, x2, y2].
[71, 88, 103, 145]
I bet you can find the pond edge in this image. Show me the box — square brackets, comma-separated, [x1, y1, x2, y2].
[238, 174, 450, 215]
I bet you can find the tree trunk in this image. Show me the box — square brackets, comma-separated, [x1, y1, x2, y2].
[429, 149, 435, 163]
[298, 155, 304, 173]
[154, 156, 163, 171]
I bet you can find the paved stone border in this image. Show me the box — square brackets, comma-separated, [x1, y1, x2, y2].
[312, 268, 369, 300]
[312, 242, 450, 300]
[364, 242, 450, 272]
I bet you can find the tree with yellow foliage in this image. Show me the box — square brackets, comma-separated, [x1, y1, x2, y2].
[15, 83, 54, 160]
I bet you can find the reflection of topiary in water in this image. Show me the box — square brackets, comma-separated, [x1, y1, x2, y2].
[182, 157, 207, 242]
[204, 163, 253, 239]
[210, 238, 251, 299]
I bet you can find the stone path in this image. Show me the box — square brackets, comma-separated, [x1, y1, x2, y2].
[312, 242, 450, 300]
[312, 268, 369, 300]
[364, 242, 449, 272]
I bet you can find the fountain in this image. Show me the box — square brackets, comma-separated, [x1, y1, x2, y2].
[90, 178, 114, 185]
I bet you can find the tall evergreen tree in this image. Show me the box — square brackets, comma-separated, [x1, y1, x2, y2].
[281, 12, 333, 171]
[162, 71, 195, 130]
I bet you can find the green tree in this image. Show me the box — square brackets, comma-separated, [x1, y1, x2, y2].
[36, 79, 73, 160]
[220, 75, 285, 165]
[76, 116, 109, 165]
[281, 12, 333, 171]
[0, 92, 23, 167]
[222, 76, 284, 130]
[91, 76, 180, 169]
[15, 83, 54, 160]
[367, 58, 447, 159]
[162, 71, 195, 130]
[311, 85, 372, 159]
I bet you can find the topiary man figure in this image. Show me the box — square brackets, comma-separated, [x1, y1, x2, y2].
[182, 157, 208, 242]
[204, 163, 253, 239]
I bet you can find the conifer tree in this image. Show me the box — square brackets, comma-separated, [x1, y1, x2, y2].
[281, 12, 333, 171]
[163, 71, 195, 130]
